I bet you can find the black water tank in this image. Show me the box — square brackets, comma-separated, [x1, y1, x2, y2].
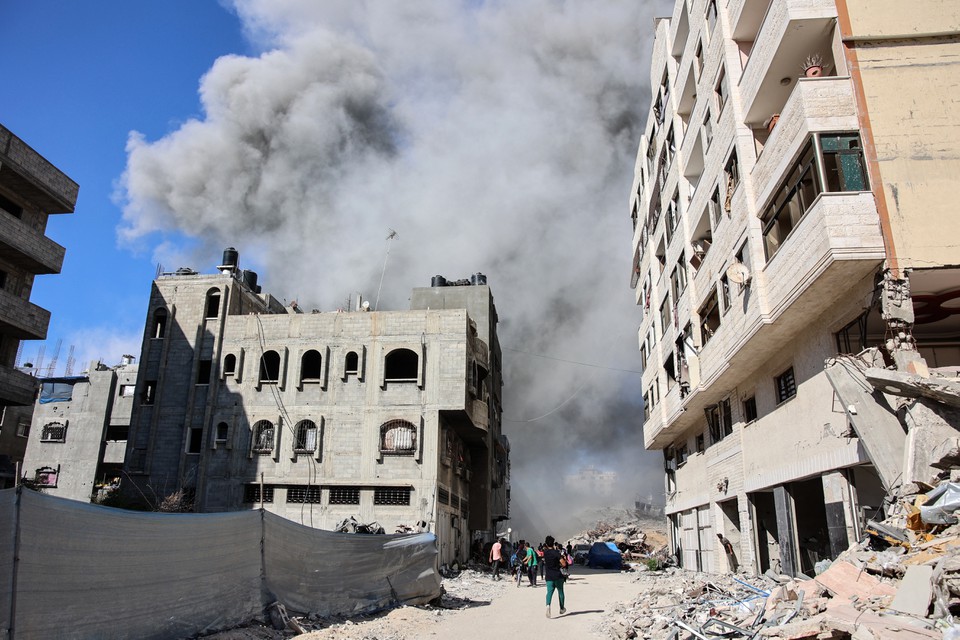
[472, 273, 487, 286]
[431, 275, 447, 287]
[222, 247, 239, 268]
[242, 269, 258, 292]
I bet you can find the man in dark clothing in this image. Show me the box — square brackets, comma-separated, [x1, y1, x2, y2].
[542, 536, 567, 618]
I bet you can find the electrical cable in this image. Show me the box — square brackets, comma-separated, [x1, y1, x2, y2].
[504, 347, 642, 374]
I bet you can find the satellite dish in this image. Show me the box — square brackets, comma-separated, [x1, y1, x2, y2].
[726, 262, 752, 285]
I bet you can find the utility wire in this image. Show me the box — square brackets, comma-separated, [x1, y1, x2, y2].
[504, 347, 643, 374]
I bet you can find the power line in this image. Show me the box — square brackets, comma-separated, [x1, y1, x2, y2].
[503, 347, 643, 374]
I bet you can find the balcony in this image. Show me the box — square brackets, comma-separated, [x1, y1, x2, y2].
[0, 211, 66, 274]
[644, 193, 883, 449]
[103, 440, 127, 464]
[0, 364, 38, 406]
[0, 125, 78, 214]
[738, 0, 838, 125]
[0, 288, 50, 340]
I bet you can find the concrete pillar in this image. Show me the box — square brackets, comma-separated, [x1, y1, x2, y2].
[822, 471, 856, 559]
[773, 485, 799, 577]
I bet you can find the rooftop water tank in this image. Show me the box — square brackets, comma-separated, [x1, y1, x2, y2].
[222, 247, 239, 268]
[431, 275, 447, 287]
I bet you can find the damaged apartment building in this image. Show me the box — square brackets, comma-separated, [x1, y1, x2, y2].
[630, 0, 960, 576]
[122, 249, 509, 564]
[0, 125, 77, 488]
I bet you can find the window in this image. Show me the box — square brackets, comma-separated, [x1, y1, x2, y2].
[118, 384, 135, 397]
[16, 421, 29, 438]
[187, 428, 203, 454]
[259, 350, 281, 384]
[702, 108, 713, 149]
[0, 193, 24, 219]
[0, 269, 6, 291]
[761, 141, 818, 260]
[380, 419, 416, 455]
[836, 311, 871, 354]
[438, 487, 451, 505]
[384, 348, 419, 382]
[707, 398, 733, 443]
[205, 289, 221, 319]
[715, 66, 728, 113]
[664, 352, 677, 390]
[329, 486, 360, 505]
[252, 420, 275, 454]
[215, 422, 229, 444]
[345, 351, 360, 375]
[705, 0, 718, 37]
[775, 367, 797, 404]
[743, 396, 758, 423]
[40, 422, 67, 442]
[695, 433, 705, 453]
[723, 149, 739, 211]
[287, 486, 322, 503]
[223, 354, 237, 377]
[665, 126, 676, 170]
[821, 134, 868, 192]
[643, 391, 651, 421]
[152, 309, 167, 339]
[665, 190, 680, 244]
[709, 187, 722, 229]
[640, 342, 649, 369]
[141, 381, 157, 405]
[694, 40, 704, 78]
[374, 487, 412, 506]
[698, 287, 721, 346]
[294, 420, 318, 453]
[196, 360, 212, 385]
[670, 254, 688, 301]
[243, 484, 274, 503]
[300, 350, 323, 382]
[660, 297, 673, 337]
[720, 274, 730, 313]
[106, 425, 129, 441]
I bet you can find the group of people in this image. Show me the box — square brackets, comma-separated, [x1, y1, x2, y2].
[488, 536, 574, 618]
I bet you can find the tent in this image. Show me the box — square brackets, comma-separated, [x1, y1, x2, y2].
[586, 541, 622, 569]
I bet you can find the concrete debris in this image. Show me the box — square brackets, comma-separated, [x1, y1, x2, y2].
[566, 518, 667, 561]
[334, 516, 385, 535]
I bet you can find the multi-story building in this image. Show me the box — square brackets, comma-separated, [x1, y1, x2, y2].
[20, 358, 138, 502]
[630, 0, 960, 576]
[0, 124, 78, 486]
[123, 249, 509, 563]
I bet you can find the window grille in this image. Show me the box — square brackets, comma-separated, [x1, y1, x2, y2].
[374, 487, 411, 506]
[41, 422, 67, 442]
[252, 420, 275, 454]
[776, 368, 797, 404]
[294, 420, 318, 453]
[438, 487, 450, 505]
[243, 484, 274, 503]
[380, 419, 416, 454]
[287, 486, 322, 503]
[329, 486, 360, 505]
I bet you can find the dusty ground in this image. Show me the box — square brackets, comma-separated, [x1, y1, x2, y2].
[204, 565, 643, 640]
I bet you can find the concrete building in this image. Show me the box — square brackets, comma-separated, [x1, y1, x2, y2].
[0, 124, 78, 487]
[123, 250, 509, 564]
[20, 359, 138, 502]
[630, 0, 960, 576]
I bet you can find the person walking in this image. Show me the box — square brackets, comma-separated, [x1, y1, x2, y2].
[489, 537, 504, 580]
[511, 541, 524, 587]
[537, 543, 546, 581]
[524, 540, 538, 587]
[542, 536, 568, 618]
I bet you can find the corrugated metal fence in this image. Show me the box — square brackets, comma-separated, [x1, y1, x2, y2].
[0, 488, 440, 640]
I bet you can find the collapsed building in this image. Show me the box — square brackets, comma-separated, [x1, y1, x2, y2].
[630, 0, 960, 577]
[121, 249, 509, 564]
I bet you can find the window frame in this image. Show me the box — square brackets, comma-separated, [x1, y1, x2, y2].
[775, 367, 797, 404]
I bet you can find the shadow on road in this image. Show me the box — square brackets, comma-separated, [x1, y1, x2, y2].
[558, 609, 603, 617]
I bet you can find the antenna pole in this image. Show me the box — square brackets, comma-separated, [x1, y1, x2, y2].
[374, 229, 398, 311]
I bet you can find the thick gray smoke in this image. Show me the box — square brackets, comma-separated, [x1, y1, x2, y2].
[119, 0, 672, 541]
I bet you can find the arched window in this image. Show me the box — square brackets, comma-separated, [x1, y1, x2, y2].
[294, 420, 318, 453]
[259, 351, 280, 383]
[152, 308, 167, 339]
[40, 421, 67, 442]
[223, 354, 237, 376]
[345, 351, 359, 375]
[252, 420, 274, 454]
[300, 350, 322, 382]
[380, 419, 416, 455]
[215, 422, 229, 444]
[384, 348, 419, 382]
[205, 289, 221, 319]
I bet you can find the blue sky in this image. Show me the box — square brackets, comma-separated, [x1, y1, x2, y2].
[2, 1, 250, 370]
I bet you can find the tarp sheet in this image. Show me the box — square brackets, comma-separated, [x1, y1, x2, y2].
[0, 489, 441, 639]
[38, 381, 78, 404]
[587, 541, 623, 570]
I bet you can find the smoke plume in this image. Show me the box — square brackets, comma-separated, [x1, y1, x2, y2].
[119, 0, 672, 540]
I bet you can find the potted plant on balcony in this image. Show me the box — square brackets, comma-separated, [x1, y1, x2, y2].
[801, 53, 824, 78]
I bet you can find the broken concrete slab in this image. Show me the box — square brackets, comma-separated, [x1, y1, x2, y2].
[813, 560, 897, 601]
[865, 368, 960, 408]
[889, 565, 933, 616]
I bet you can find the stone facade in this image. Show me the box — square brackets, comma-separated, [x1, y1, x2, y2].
[123, 255, 508, 564]
[631, 0, 959, 577]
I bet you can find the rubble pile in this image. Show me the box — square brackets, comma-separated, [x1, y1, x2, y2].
[567, 513, 670, 561]
[602, 479, 960, 640]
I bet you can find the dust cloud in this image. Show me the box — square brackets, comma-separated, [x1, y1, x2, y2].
[118, 0, 673, 539]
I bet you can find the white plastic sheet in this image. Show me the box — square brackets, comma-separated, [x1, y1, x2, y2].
[919, 482, 960, 525]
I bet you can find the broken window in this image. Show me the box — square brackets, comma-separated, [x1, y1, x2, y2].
[187, 427, 203, 454]
[243, 484, 274, 503]
[743, 396, 757, 423]
[821, 134, 868, 192]
[723, 149, 739, 212]
[664, 352, 677, 391]
[374, 487, 412, 506]
[665, 190, 680, 244]
[670, 254, 688, 301]
[707, 398, 733, 443]
[287, 486, 322, 503]
[259, 350, 280, 384]
[690, 206, 713, 271]
[761, 140, 818, 260]
[665, 126, 676, 171]
[775, 367, 797, 404]
[329, 486, 360, 505]
[676, 443, 689, 466]
[715, 66, 728, 114]
[345, 351, 360, 375]
[660, 297, 673, 337]
[698, 287, 721, 346]
[836, 311, 872, 354]
[300, 349, 323, 383]
[141, 380, 157, 405]
[720, 274, 731, 313]
[152, 308, 167, 339]
[205, 289, 221, 319]
[40, 422, 67, 442]
[223, 354, 237, 377]
[196, 359, 212, 385]
[702, 108, 713, 149]
[294, 420, 318, 453]
[384, 348, 419, 382]
[380, 419, 416, 455]
[709, 187, 722, 229]
[252, 420, 275, 454]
